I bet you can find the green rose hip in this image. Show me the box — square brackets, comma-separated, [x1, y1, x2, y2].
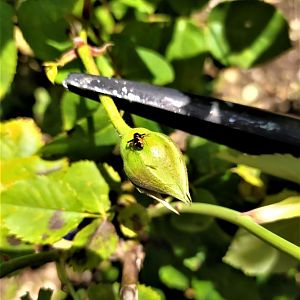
[120, 128, 191, 213]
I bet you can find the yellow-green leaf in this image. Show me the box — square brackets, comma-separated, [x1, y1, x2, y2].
[0, 118, 44, 160]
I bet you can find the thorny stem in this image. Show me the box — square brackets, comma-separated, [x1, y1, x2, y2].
[148, 202, 300, 261]
[76, 30, 131, 137]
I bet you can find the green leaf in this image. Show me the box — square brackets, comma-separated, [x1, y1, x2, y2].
[0, 119, 44, 160]
[94, 6, 115, 37]
[206, 1, 291, 68]
[223, 218, 300, 276]
[72, 219, 118, 269]
[1, 176, 97, 244]
[136, 47, 174, 85]
[0, 1, 17, 100]
[132, 115, 162, 132]
[192, 278, 225, 300]
[61, 92, 99, 131]
[41, 105, 119, 160]
[187, 136, 230, 177]
[166, 0, 209, 15]
[118, 203, 149, 238]
[88, 283, 119, 300]
[231, 165, 263, 187]
[0, 221, 34, 257]
[138, 284, 162, 300]
[0, 156, 68, 189]
[170, 188, 216, 233]
[56, 161, 110, 214]
[159, 265, 189, 290]
[17, 0, 75, 60]
[171, 55, 210, 94]
[119, 0, 156, 14]
[218, 150, 300, 184]
[166, 18, 207, 61]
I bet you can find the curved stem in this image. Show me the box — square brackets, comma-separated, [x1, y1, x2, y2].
[148, 202, 300, 261]
[0, 250, 60, 278]
[77, 30, 131, 136]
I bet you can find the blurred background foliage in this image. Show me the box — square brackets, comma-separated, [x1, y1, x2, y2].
[0, 0, 299, 299]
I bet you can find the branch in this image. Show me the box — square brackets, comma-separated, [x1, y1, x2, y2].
[118, 243, 145, 300]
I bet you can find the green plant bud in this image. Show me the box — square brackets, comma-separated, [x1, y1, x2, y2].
[120, 128, 191, 213]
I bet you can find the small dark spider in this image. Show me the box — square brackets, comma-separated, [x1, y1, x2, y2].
[127, 133, 146, 150]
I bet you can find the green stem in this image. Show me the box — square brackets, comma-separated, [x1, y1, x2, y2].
[77, 30, 131, 136]
[56, 258, 80, 300]
[0, 250, 60, 278]
[148, 202, 300, 261]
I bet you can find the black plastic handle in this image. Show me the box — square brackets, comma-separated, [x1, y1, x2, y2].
[63, 73, 300, 156]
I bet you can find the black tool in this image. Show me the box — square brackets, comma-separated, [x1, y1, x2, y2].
[63, 73, 300, 156]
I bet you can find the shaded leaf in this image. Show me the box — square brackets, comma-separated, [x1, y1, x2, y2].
[88, 283, 119, 300]
[72, 219, 118, 269]
[0, 1, 17, 100]
[218, 150, 300, 184]
[1, 176, 98, 244]
[166, 0, 209, 15]
[17, 0, 75, 60]
[223, 218, 300, 276]
[132, 115, 162, 132]
[192, 278, 225, 300]
[0, 156, 68, 190]
[0, 118, 44, 160]
[166, 18, 207, 61]
[136, 47, 174, 85]
[119, 0, 156, 14]
[159, 265, 189, 290]
[118, 203, 149, 238]
[41, 105, 119, 160]
[37, 288, 53, 300]
[61, 91, 99, 131]
[206, 1, 291, 67]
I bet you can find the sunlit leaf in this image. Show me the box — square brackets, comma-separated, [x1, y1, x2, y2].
[138, 284, 162, 300]
[206, 1, 291, 67]
[1, 176, 96, 244]
[0, 2, 17, 100]
[0, 156, 68, 190]
[244, 196, 300, 224]
[218, 150, 300, 184]
[54, 161, 110, 214]
[43, 62, 58, 84]
[0, 118, 44, 160]
[231, 165, 263, 187]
